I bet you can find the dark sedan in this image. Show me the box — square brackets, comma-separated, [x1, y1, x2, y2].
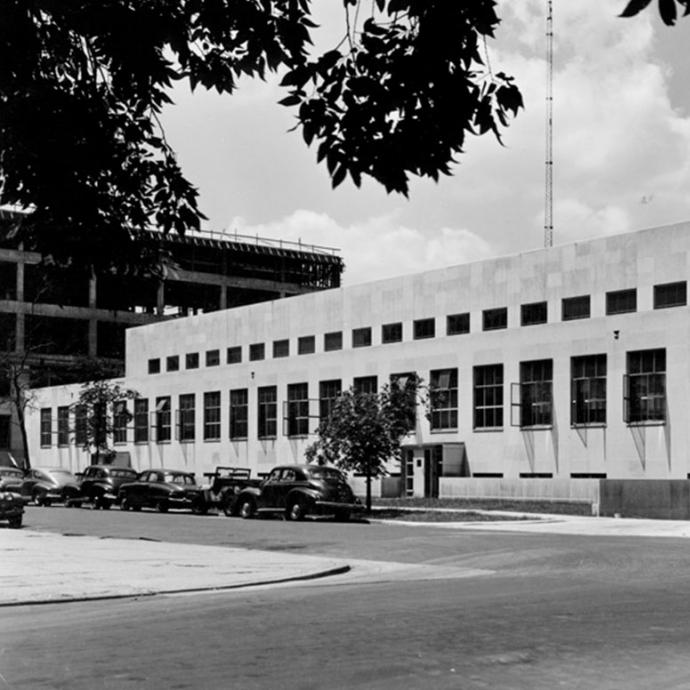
[78, 465, 139, 509]
[118, 469, 205, 513]
[235, 464, 363, 521]
[21, 468, 81, 506]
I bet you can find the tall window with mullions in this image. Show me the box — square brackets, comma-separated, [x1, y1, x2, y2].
[230, 388, 248, 440]
[133, 399, 148, 443]
[429, 369, 458, 430]
[624, 349, 666, 424]
[286, 383, 309, 436]
[518, 360, 553, 427]
[112, 401, 129, 444]
[155, 397, 171, 442]
[474, 364, 504, 429]
[203, 391, 221, 441]
[319, 380, 342, 423]
[178, 394, 195, 442]
[257, 386, 277, 438]
[571, 355, 606, 426]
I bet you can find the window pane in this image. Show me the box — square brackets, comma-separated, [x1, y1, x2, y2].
[413, 318, 435, 340]
[520, 301, 547, 326]
[447, 313, 470, 335]
[562, 295, 590, 321]
[473, 364, 504, 429]
[203, 391, 221, 440]
[606, 289, 636, 315]
[654, 281, 687, 309]
[298, 336, 315, 355]
[483, 307, 507, 331]
[324, 332, 342, 352]
[382, 322, 402, 343]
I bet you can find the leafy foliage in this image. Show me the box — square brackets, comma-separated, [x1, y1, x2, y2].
[0, 1, 521, 271]
[305, 376, 424, 510]
[71, 378, 138, 459]
[620, 0, 690, 25]
[282, 2, 523, 194]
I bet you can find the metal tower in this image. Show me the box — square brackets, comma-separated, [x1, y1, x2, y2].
[544, 0, 554, 248]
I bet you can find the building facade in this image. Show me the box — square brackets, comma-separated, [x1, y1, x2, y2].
[25, 223, 690, 499]
[0, 207, 343, 464]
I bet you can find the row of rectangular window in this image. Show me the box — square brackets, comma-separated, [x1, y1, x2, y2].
[42, 349, 666, 448]
[146, 283, 686, 374]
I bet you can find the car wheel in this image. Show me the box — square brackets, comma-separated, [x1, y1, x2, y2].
[101, 500, 112, 510]
[32, 489, 47, 507]
[222, 497, 235, 517]
[8, 515, 22, 529]
[287, 499, 308, 521]
[120, 497, 131, 511]
[334, 510, 351, 522]
[191, 501, 208, 515]
[156, 500, 168, 513]
[91, 497, 101, 510]
[239, 497, 256, 519]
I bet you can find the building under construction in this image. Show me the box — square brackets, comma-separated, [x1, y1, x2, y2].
[0, 207, 343, 464]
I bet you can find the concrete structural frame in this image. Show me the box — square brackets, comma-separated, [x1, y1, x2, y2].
[0, 207, 343, 464]
[25, 222, 690, 501]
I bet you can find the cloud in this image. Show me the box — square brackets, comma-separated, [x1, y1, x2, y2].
[225, 210, 495, 286]
[490, 0, 690, 244]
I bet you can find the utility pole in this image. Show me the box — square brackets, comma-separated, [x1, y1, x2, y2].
[544, 0, 554, 248]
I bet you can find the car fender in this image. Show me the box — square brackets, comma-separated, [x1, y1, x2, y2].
[237, 486, 262, 502]
[286, 488, 320, 506]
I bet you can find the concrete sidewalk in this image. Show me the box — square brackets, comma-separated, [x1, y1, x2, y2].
[0, 529, 350, 607]
[375, 511, 690, 538]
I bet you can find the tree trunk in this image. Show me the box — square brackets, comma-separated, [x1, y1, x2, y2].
[365, 466, 372, 513]
[16, 403, 31, 470]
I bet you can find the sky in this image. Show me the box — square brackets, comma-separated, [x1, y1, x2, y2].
[160, 1, 690, 286]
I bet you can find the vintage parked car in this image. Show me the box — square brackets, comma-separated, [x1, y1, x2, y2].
[76, 465, 139, 510]
[235, 464, 363, 521]
[0, 466, 25, 494]
[21, 467, 81, 506]
[118, 469, 205, 513]
[200, 466, 262, 516]
[0, 490, 23, 528]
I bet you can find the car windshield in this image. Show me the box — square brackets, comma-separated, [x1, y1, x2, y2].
[165, 473, 195, 486]
[0, 469, 22, 478]
[307, 467, 344, 481]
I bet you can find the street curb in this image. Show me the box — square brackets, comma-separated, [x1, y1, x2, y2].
[0, 564, 351, 609]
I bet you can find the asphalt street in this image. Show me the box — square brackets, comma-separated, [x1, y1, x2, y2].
[4, 506, 690, 689]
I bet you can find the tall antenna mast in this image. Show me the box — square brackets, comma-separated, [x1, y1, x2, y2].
[544, 0, 554, 248]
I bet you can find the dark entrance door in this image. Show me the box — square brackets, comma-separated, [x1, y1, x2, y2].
[423, 445, 443, 498]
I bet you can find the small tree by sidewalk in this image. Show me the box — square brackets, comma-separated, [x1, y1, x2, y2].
[305, 376, 425, 512]
[71, 378, 138, 464]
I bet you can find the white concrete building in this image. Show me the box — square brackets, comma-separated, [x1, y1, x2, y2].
[25, 222, 690, 503]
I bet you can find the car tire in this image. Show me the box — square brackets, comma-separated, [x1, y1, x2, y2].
[287, 499, 308, 521]
[156, 500, 168, 513]
[101, 500, 111, 510]
[8, 515, 22, 529]
[334, 510, 351, 522]
[191, 501, 208, 515]
[120, 497, 131, 511]
[239, 497, 256, 519]
[32, 489, 47, 507]
[222, 498, 235, 517]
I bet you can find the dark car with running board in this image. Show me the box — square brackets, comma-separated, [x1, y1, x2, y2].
[235, 464, 363, 521]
